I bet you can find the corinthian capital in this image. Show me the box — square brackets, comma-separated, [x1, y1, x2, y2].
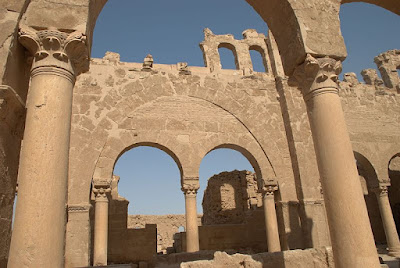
[18, 25, 89, 75]
[372, 184, 389, 197]
[292, 54, 342, 100]
[92, 180, 111, 201]
[182, 180, 199, 197]
[262, 179, 279, 197]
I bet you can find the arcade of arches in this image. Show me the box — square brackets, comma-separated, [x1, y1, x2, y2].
[0, 0, 399, 268]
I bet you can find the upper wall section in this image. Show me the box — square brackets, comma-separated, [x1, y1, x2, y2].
[200, 28, 273, 76]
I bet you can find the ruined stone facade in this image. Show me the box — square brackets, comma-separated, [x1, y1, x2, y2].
[0, 1, 399, 267]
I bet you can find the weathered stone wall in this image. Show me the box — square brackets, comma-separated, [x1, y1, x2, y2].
[128, 214, 202, 254]
[179, 247, 334, 268]
[202, 170, 262, 225]
[0, 1, 30, 266]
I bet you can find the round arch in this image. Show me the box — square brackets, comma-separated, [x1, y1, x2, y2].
[354, 151, 380, 189]
[93, 138, 184, 185]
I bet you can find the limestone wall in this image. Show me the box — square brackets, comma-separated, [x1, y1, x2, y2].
[128, 215, 201, 254]
[155, 248, 334, 268]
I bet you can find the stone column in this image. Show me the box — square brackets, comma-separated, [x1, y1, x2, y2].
[182, 182, 200, 252]
[373, 184, 400, 257]
[7, 26, 88, 268]
[293, 55, 380, 268]
[262, 180, 281, 252]
[93, 182, 111, 266]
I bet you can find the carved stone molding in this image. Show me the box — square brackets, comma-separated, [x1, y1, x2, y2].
[18, 25, 89, 76]
[293, 54, 342, 101]
[68, 204, 92, 213]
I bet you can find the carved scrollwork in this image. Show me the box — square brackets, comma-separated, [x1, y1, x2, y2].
[293, 54, 342, 101]
[18, 25, 89, 76]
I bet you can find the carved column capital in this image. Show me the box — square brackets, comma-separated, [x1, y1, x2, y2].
[262, 180, 279, 197]
[92, 180, 111, 202]
[372, 184, 389, 197]
[182, 184, 199, 197]
[18, 25, 89, 77]
[292, 54, 342, 101]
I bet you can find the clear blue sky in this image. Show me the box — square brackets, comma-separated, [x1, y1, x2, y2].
[92, 1, 400, 215]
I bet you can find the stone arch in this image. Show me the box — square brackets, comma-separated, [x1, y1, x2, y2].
[92, 138, 184, 184]
[354, 151, 380, 189]
[354, 151, 386, 243]
[198, 142, 273, 190]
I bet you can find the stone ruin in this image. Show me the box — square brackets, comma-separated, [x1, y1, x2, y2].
[0, 1, 399, 267]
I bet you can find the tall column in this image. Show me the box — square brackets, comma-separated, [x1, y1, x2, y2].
[293, 55, 380, 268]
[373, 184, 400, 257]
[93, 182, 111, 266]
[262, 180, 281, 252]
[182, 182, 200, 252]
[7, 26, 88, 268]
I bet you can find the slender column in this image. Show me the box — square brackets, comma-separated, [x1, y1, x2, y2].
[93, 182, 111, 266]
[7, 26, 88, 268]
[373, 184, 400, 257]
[262, 180, 281, 252]
[182, 182, 200, 252]
[293, 54, 380, 268]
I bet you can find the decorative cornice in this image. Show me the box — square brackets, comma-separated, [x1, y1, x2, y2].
[18, 25, 89, 76]
[293, 54, 342, 101]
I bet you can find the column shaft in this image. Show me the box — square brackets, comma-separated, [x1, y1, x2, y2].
[295, 55, 380, 268]
[263, 192, 281, 252]
[8, 26, 87, 267]
[184, 190, 199, 252]
[375, 186, 400, 257]
[93, 197, 109, 266]
[8, 69, 74, 268]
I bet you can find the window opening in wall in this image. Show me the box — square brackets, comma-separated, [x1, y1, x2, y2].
[218, 44, 239, 70]
[178, 226, 185, 232]
[249, 47, 267, 73]
[396, 68, 400, 78]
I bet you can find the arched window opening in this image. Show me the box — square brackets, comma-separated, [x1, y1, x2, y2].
[249, 46, 268, 73]
[339, 3, 400, 80]
[199, 148, 258, 225]
[218, 43, 239, 70]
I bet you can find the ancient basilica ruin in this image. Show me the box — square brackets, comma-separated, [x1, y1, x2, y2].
[0, 0, 399, 267]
